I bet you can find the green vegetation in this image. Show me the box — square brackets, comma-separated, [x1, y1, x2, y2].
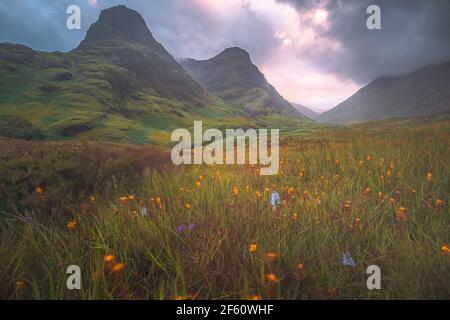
[0, 122, 448, 300]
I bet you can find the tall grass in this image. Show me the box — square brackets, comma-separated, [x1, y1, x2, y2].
[0, 127, 448, 299]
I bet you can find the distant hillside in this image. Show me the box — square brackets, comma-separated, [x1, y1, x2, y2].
[318, 62, 450, 123]
[181, 47, 308, 124]
[0, 6, 312, 145]
[291, 103, 319, 119]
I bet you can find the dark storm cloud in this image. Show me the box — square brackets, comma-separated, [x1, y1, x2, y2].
[279, 0, 450, 83]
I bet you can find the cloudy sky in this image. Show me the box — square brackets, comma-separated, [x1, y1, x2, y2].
[1, 0, 449, 111]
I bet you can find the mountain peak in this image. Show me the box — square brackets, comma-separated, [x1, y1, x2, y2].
[215, 47, 251, 61]
[78, 5, 156, 48]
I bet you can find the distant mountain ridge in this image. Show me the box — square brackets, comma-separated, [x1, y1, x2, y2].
[318, 62, 450, 123]
[181, 47, 307, 122]
[291, 103, 319, 119]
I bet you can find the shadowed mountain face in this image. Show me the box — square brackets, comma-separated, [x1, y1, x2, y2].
[78, 5, 158, 48]
[318, 62, 450, 123]
[181, 47, 306, 120]
[75, 5, 206, 103]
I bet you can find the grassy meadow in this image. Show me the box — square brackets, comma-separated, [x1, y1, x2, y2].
[0, 122, 449, 300]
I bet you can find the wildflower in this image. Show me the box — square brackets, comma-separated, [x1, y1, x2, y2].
[19, 216, 32, 224]
[232, 186, 239, 196]
[355, 218, 361, 229]
[302, 191, 309, 200]
[287, 187, 294, 196]
[140, 206, 149, 217]
[264, 252, 278, 263]
[119, 196, 128, 206]
[89, 196, 96, 203]
[396, 207, 407, 222]
[185, 203, 191, 210]
[35, 187, 44, 194]
[175, 295, 192, 300]
[195, 181, 201, 188]
[435, 199, 444, 209]
[426, 172, 433, 182]
[103, 255, 115, 263]
[296, 263, 304, 271]
[128, 195, 136, 201]
[442, 244, 450, 254]
[246, 295, 262, 300]
[67, 220, 77, 230]
[341, 253, 356, 267]
[342, 200, 352, 213]
[363, 188, 371, 197]
[177, 225, 187, 232]
[255, 191, 262, 198]
[15, 281, 23, 290]
[270, 191, 281, 209]
[248, 243, 257, 253]
[389, 198, 396, 206]
[188, 223, 196, 231]
[367, 156, 372, 161]
[292, 213, 298, 221]
[266, 273, 279, 282]
[111, 262, 125, 273]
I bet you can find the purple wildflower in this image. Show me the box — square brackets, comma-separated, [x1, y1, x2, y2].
[19, 216, 32, 224]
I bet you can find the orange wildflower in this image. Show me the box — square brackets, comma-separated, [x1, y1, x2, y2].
[35, 187, 44, 194]
[435, 199, 444, 209]
[441, 244, 450, 254]
[111, 262, 125, 273]
[426, 172, 433, 182]
[103, 255, 115, 263]
[396, 207, 407, 222]
[67, 221, 77, 230]
[15, 281, 23, 290]
[342, 200, 352, 213]
[246, 295, 263, 300]
[266, 273, 278, 282]
[248, 243, 257, 253]
[264, 252, 278, 263]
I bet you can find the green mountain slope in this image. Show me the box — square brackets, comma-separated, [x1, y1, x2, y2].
[181, 47, 309, 126]
[0, 5, 309, 146]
